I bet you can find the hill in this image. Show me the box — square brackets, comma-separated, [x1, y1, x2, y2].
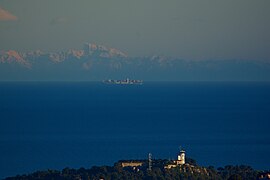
[4, 158, 268, 180]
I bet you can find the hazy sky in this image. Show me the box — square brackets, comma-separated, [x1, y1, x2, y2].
[0, 0, 270, 60]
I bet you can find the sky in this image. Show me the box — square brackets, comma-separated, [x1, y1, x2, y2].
[0, 0, 270, 60]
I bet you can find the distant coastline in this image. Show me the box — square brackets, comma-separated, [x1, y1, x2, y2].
[103, 78, 143, 85]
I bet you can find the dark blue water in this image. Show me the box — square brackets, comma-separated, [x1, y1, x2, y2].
[0, 82, 270, 178]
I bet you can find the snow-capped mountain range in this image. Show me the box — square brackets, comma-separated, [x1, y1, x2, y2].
[0, 43, 127, 68]
[1, 43, 270, 81]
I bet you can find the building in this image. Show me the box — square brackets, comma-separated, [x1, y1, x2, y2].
[121, 162, 143, 168]
[164, 148, 186, 169]
[177, 149, 185, 165]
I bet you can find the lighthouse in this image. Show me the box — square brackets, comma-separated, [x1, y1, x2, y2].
[176, 148, 185, 165]
[164, 147, 186, 169]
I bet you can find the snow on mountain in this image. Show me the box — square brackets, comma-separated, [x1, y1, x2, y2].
[83, 43, 127, 58]
[0, 43, 127, 66]
[1, 43, 270, 81]
[0, 50, 31, 68]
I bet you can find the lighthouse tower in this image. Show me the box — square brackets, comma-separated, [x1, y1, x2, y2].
[176, 148, 185, 165]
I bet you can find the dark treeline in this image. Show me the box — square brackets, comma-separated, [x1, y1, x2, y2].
[4, 159, 270, 180]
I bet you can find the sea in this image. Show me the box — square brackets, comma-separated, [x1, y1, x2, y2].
[0, 82, 270, 178]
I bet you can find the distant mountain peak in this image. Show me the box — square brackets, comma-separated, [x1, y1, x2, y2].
[67, 49, 84, 59]
[0, 50, 31, 68]
[83, 43, 127, 58]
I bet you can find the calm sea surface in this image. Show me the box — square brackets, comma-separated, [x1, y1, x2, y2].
[0, 82, 270, 178]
